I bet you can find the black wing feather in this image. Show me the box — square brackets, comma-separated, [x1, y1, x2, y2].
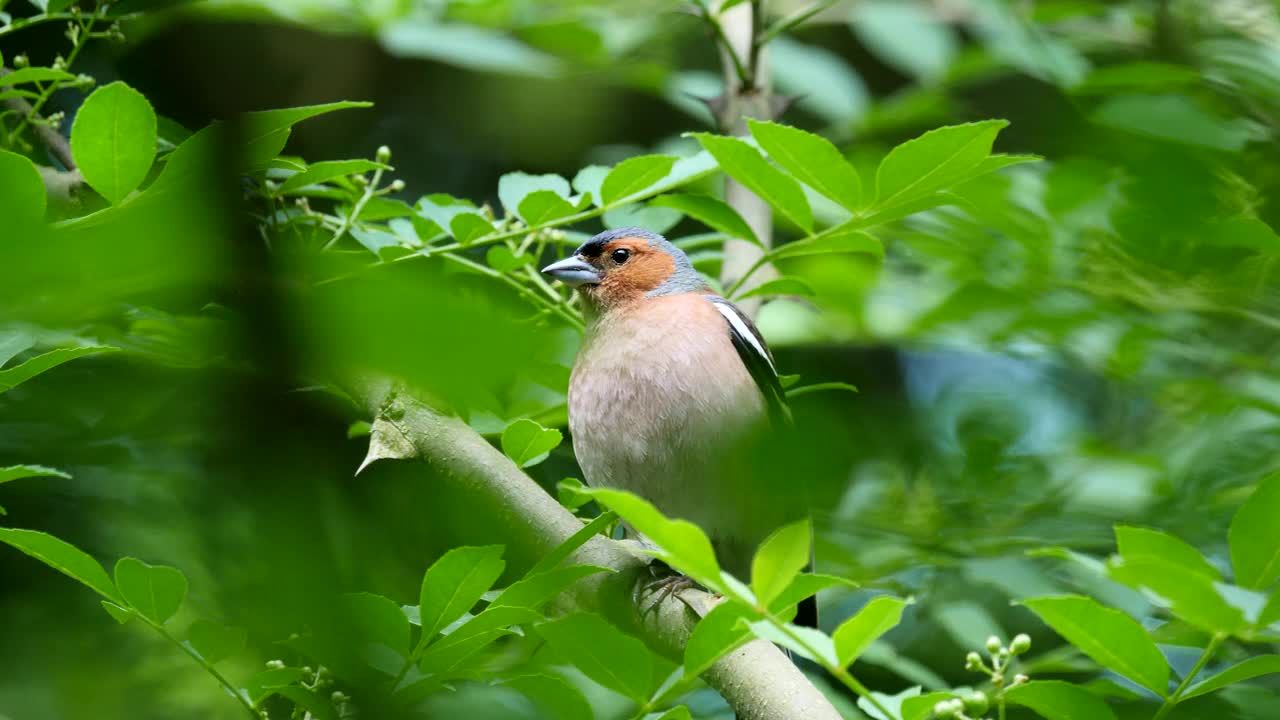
[706, 295, 791, 428]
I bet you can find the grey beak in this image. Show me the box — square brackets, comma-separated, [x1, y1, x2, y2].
[541, 256, 601, 286]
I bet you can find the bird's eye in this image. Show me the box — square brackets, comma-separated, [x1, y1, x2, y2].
[611, 248, 631, 264]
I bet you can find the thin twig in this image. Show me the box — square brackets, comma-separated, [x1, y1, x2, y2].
[700, 5, 753, 88]
[0, 67, 78, 170]
[756, 0, 842, 48]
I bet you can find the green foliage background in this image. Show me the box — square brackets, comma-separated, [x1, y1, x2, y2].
[2, 1, 1280, 719]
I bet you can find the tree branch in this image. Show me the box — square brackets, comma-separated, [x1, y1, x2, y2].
[1, 66, 85, 205]
[347, 377, 842, 720]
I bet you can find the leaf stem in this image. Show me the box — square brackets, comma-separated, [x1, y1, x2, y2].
[756, 0, 840, 48]
[8, 10, 96, 146]
[140, 615, 259, 719]
[701, 4, 752, 89]
[1152, 633, 1224, 720]
[323, 166, 384, 250]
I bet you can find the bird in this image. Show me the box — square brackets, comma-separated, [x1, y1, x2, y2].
[542, 226, 815, 627]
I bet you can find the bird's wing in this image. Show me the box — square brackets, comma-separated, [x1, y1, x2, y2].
[706, 295, 791, 427]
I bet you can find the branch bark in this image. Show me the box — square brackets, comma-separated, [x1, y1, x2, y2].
[1, 66, 85, 205]
[347, 376, 842, 720]
[714, 0, 779, 319]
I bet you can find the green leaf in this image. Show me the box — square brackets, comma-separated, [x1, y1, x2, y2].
[652, 707, 692, 720]
[114, 557, 188, 625]
[0, 346, 117, 393]
[747, 620, 838, 666]
[536, 613, 656, 701]
[419, 606, 542, 673]
[1116, 525, 1220, 581]
[0, 67, 76, 86]
[1020, 595, 1169, 695]
[517, 190, 577, 225]
[600, 155, 677, 205]
[419, 545, 506, 643]
[186, 619, 247, 664]
[1183, 655, 1280, 700]
[769, 573, 858, 615]
[555, 477, 594, 511]
[603, 203, 683, 234]
[527, 510, 617, 576]
[500, 419, 562, 468]
[853, 0, 957, 81]
[750, 517, 812, 608]
[684, 601, 754, 678]
[70, 82, 157, 205]
[1107, 556, 1245, 634]
[771, 36, 868, 124]
[380, 21, 560, 78]
[245, 667, 306, 705]
[1006, 680, 1119, 720]
[339, 592, 410, 658]
[277, 159, 388, 193]
[649, 193, 760, 247]
[581, 488, 721, 588]
[498, 172, 570, 219]
[785, 382, 859, 399]
[735, 277, 814, 301]
[0, 149, 46, 222]
[501, 674, 592, 720]
[771, 226, 883, 261]
[486, 246, 534, 274]
[747, 119, 861, 210]
[450, 213, 493, 245]
[239, 101, 372, 167]
[1230, 472, 1280, 589]
[0, 528, 120, 601]
[101, 600, 132, 624]
[572, 165, 610, 206]
[874, 120, 1007, 210]
[832, 596, 911, 667]
[0, 464, 70, 485]
[1092, 94, 1252, 151]
[490, 565, 611, 609]
[690, 133, 813, 232]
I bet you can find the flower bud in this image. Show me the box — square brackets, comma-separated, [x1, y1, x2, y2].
[1013, 673, 1029, 686]
[933, 700, 958, 718]
[388, 179, 405, 192]
[964, 651, 983, 671]
[1010, 633, 1031, 655]
[985, 635, 1003, 654]
[14, 54, 29, 68]
[331, 691, 349, 703]
[266, 659, 285, 669]
[963, 691, 990, 715]
[376, 145, 391, 163]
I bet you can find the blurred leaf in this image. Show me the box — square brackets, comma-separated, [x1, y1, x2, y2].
[555, 477, 594, 512]
[932, 600, 1005, 653]
[684, 601, 753, 678]
[490, 565, 611, 609]
[536, 613, 656, 701]
[419, 545, 506, 643]
[601, 155, 676, 205]
[275, 687, 336, 720]
[747, 119, 861, 210]
[968, 0, 1089, 86]
[1006, 680, 1119, 720]
[1230, 472, 1280, 589]
[572, 165, 610, 207]
[875, 120, 1007, 210]
[186, 619, 247, 664]
[784, 382, 859, 399]
[419, 606, 541, 673]
[0, 345, 117, 393]
[690, 133, 813, 232]
[771, 36, 868, 125]
[772, 226, 882, 261]
[1183, 655, 1280, 700]
[582, 488, 721, 588]
[1107, 557, 1245, 635]
[277, 160, 388, 193]
[0, 67, 75, 86]
[603, 203, 683, 234]
[245, 667, 305, 705]
[735, 277, 814, 301]
[0, 528, 120, 601]
[650, 193, 760, 246]
[339, 592, 410, 658]
[113, 557, 187, 625]
[900, 691, 960, 720]
[852, 0, 957, 82]
[751, 517, 811, 607]
[1074, 62, 1201, 95]
[70, 82, 157, 205]
[769, 573, 857, 615]
[0, 150, 45, 222]
[1021, 595, 1169, 695]
[501, 674, 593, 720]
[486, 246, 533, 273]
[380, 22, 560, 77]
[652, 707, 691, 720]
[0, 464, 70, 484]
[858, 686, 921, 720]
[500, 419, 562, 468]
[1116, 525, 1220, 582]
[832, 596, 911, 667]
[239, 101, 372, 167]
[1092, 95, 1253, 151]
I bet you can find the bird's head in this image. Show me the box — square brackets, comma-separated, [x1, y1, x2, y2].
[541, 227, 705, 309]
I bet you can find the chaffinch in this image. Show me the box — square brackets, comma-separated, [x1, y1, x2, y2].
[543, 227, 814, 626]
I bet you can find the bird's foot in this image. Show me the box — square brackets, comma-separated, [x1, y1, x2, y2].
[635, 562, 703, 619]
